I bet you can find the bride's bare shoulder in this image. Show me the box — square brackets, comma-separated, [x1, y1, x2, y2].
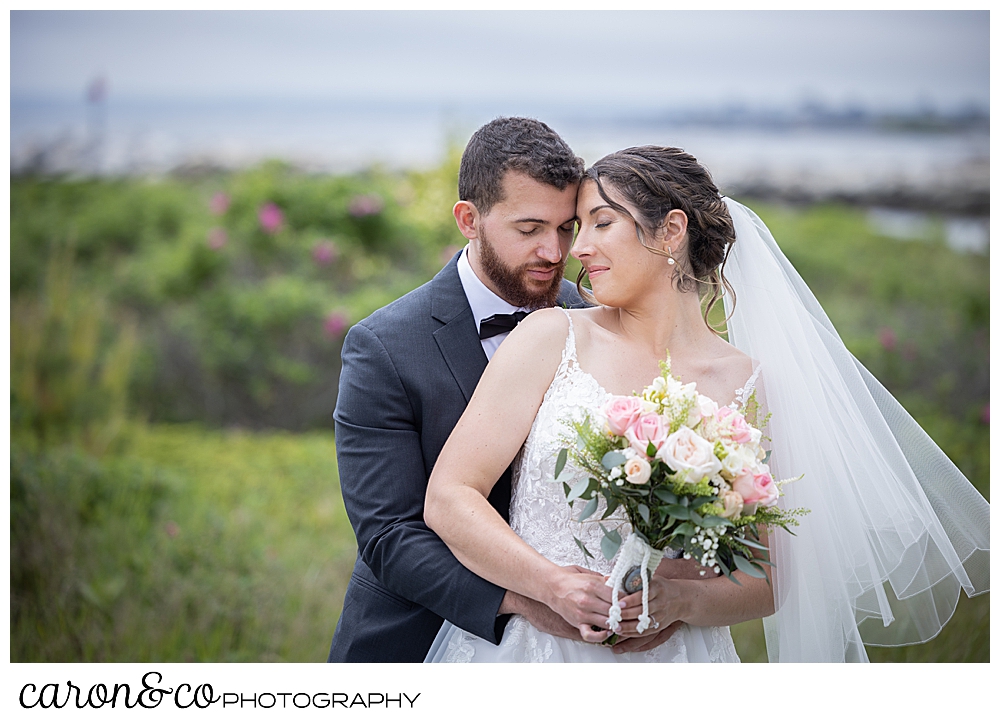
[704, 336, 758, 393]
[498, 307, 571, 357]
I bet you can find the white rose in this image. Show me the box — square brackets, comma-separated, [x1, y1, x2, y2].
[719, 443, 746, 478]
[656, 427, 723, 483]
[623, 456, 652, 485]
[719, 489, 745, 519]
[697, 394, 719, 419]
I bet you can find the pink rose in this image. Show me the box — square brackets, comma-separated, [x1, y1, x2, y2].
[625, 412, 670, 457]
[732, 468, 778, 512]
[604, 396, 643, 436]
[714, 406, 753, 444]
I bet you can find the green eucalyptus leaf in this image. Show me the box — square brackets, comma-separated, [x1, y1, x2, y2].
[733, 554, 767, 579]
[717, 558, 741, 586]
[690, 510, 704, 526]
[566, 477, 591, 503]
[601, 497, 621, 520]
[573, 536, 595, 559]
[734, 536, 770, 551]
[673, 522, 696, 537]
[601, 532, 622, 560]
[664, 505, 690, 520]
[554, 448, 568, 479]
[601, 451, 626, 470]
[653, 488, 678, 504]
[577, 496, 599, 522]
[700, 515, 732, 528]
[638, 503, 650, 525]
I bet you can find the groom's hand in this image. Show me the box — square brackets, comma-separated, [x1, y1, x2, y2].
[611, 620, 684, 654]
[499, 590, 581, 641]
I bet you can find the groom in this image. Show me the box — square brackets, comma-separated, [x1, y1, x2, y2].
[327, 117, 587, 662]
[327, 118, 675, 662]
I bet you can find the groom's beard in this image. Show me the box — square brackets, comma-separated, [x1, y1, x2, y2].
[479, 227, 565, 310]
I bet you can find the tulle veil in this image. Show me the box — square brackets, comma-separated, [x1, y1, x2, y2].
[721, 198, 989, 662]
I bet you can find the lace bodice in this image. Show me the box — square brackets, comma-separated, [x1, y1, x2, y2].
[508, 314, 621, 572]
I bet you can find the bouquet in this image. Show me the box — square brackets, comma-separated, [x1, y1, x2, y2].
[557, 359, 806, 637]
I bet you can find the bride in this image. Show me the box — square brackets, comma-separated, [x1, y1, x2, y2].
[422, 146, 990, 663]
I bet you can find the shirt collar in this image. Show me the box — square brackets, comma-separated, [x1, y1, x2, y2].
[456, 245, 528, 324]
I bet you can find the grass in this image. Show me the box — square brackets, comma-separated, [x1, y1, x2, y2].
[12, 425, 356, 662]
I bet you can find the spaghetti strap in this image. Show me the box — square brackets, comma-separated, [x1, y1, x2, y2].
[733, 363, 762, 409]
[557, 307, 578, 369]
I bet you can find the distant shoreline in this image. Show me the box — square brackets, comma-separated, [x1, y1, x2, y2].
[11, 100, 988, 216]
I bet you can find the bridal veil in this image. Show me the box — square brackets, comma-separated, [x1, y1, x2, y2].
[722, 198, 990, 663]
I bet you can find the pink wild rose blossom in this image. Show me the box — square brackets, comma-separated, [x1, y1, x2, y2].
[207, 228, 227, 250]
[312, 240, 339, 266]
[258, 202, 284, 233]
[323, 311, 349, 339]
[209, 192, 230, 216]
[348, 194, 384, 217]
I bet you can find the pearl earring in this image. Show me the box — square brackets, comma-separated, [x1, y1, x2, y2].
[666, 247, 676, 265]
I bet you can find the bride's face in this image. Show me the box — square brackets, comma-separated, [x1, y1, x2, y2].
[572, 180, 670, 307]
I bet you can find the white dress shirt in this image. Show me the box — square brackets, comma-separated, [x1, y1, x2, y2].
[456, 246, 530, 361]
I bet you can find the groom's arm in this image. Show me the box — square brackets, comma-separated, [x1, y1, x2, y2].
[334, 321, 509, 644]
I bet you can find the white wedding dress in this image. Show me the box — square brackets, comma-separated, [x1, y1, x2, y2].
[425, 310, 747, 663]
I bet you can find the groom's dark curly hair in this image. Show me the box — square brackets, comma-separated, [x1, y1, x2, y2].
[458, 117, 584, 214]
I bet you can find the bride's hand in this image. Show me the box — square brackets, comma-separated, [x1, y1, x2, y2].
[613, 576, 688, 637]
[544, 565, 616, 643]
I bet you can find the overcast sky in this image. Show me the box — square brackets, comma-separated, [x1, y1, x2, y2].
[11, 10, 989, 113]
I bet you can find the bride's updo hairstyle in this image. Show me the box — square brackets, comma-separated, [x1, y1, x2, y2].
[581, 146, 736, 331]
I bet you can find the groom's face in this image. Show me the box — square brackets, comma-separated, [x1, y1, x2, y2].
[470, 171, 579, 309]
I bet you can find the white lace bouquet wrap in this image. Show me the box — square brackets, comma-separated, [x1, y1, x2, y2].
[557, 358, 805, 642]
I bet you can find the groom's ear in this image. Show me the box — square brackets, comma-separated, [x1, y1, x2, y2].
[453, 201, 481, 240]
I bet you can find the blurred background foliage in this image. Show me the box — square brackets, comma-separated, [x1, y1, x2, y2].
[10, 155, 988, 662]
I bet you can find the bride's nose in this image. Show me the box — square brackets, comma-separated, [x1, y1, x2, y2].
[571, 228, 593, 260]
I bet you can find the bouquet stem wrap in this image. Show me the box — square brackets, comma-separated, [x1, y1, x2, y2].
[606, 533, 665, 634]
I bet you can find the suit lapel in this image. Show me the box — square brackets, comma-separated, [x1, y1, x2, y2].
[431, 255, 489, 404]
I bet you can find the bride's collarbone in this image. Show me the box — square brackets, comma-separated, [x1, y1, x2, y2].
[577, 334, 752, 404]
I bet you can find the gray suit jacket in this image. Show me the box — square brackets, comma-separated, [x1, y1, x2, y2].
[327, 252, 585, 662]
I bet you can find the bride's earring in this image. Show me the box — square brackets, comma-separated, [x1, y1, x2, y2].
[666, 246, 677, 265]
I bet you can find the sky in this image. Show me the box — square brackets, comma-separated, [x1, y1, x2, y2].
[10, 10, 990, 114]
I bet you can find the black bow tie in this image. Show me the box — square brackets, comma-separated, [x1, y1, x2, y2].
[479, 311, 531, 340]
